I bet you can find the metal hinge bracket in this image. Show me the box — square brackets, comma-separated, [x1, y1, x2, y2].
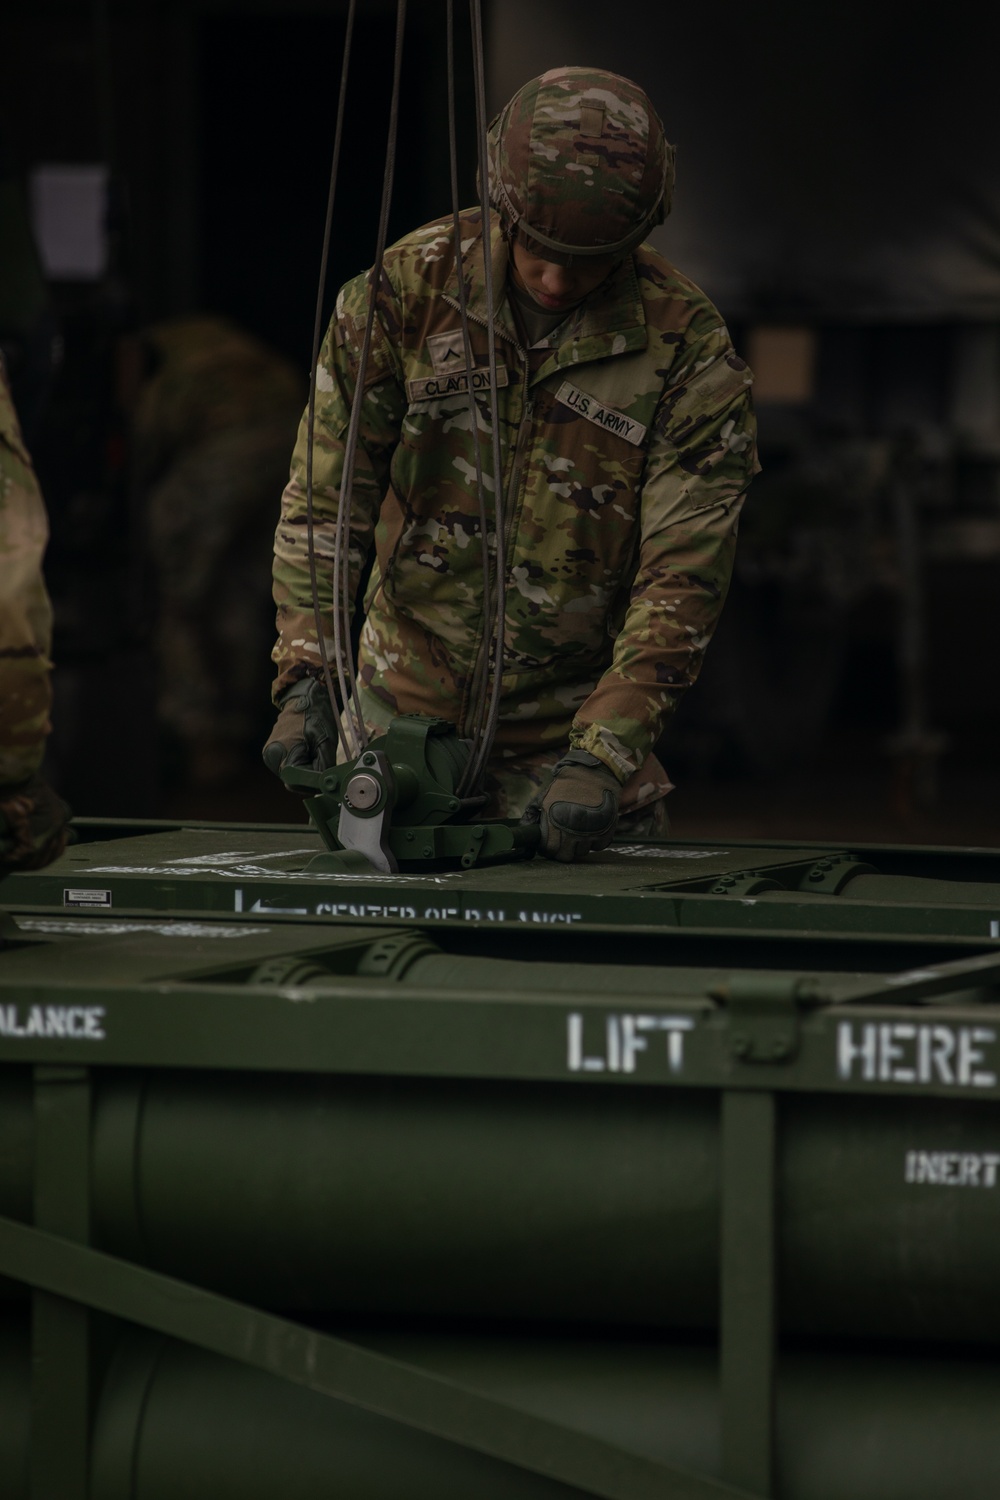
[711, 975, 827, 1064]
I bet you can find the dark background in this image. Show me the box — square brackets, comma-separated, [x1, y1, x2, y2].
[2, 0, 999, 845]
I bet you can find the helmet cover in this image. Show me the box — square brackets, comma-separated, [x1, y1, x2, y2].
[486, 67, 675, 261]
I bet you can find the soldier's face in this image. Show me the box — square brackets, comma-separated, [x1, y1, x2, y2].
[510, 242, 618, 312]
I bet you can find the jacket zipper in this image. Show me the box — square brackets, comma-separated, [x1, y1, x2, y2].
[440, 297, 539, 690]
[440, 296, 526, 699]
[440, 295, 524, 515]
[502, 381, 533, 560]
[441, 296, 522, 351]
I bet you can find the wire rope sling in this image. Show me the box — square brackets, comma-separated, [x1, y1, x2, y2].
[281, 0, 539, 874]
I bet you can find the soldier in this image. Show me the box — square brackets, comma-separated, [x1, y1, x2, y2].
[0, 363, 70, 872]
[265, 67, 758, 860]
[131, 317, 306, 786]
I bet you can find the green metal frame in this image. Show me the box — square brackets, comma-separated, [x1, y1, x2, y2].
[0, 1212, 758, 1500]
[4, 820, 1000, 946]
[30, 1065, 90, 1500]
[1, 928, 1000, 1494]
[720, 1091, 775, 1495]
[0, 1065, 783, 1499]
[4, 944, 1000, 1092]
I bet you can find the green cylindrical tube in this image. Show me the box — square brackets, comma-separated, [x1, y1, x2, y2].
[0, 1317, 28, 1494]
[89, 1073, 720, 1326]
[841, 872, 1000, 905]
[90, 1076, 1000, 1340]
[5, 1318, 1000, 1500]
[757, 871, 1000, 905]
[352, 941, 749, 994]
[0, 1071, 32, 1303]
[2, 1072, 998, 1339]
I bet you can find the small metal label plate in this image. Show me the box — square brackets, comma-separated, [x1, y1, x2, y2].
[63, 888, 112, 908]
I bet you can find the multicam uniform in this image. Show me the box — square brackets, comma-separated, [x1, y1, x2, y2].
[0, 366, 68, 870]
[272, 212, 757, 815]
[134, 318, 305, 777]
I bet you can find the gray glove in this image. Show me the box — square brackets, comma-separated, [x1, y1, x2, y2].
[262, 678, 339, 779]
[525, 749, 621, 863]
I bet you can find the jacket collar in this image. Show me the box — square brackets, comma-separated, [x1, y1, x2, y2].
[446, 211, 648, 374]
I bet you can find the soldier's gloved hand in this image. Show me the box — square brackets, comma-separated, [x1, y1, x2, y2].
[525, 749, 621, 863]
[0, 774, 72, 873]
[262, 678, 339, 781]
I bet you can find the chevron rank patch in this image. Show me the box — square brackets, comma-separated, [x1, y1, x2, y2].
[426, 330, 475, 375]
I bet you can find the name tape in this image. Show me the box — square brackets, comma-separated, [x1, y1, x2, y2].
[556, 381, 647, 446]
[406, 368, 509, 403]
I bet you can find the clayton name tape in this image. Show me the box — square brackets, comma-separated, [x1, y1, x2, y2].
[407, 368, 509, 402]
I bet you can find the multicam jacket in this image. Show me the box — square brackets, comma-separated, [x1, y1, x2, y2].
[273, 209, 758, 783]
[0, 367, 53, 786]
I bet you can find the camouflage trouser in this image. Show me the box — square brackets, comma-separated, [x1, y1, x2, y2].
[339, 690, 672, 835]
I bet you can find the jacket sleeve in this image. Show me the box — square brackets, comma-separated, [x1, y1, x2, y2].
[0, 370, 54, 786]
[569, 336, 758, 780]
[271, 269, 407, 700]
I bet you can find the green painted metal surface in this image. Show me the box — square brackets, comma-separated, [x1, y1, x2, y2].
[0, 1230, 754, 1500]
[0, 970, 996, 1340]
[2, 819, 1000, 1497]
[3, 820, 1000, 943]
[5, 1065, 1000, 1339]
[5, 1310, 1000, 1499]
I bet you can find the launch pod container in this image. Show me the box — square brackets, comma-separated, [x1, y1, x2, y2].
[2, 820, 1000, 1497]
[4, 817, 1000, 945]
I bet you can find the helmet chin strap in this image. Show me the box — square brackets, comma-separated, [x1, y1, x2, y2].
[511, 206, 667, 263]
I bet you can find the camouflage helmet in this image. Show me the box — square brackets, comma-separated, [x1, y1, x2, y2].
[486, 67, 675, 262]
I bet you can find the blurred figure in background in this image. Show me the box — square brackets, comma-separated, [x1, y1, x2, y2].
[0, 362, 70, 873]
[129, 317, 305, 788]
[0, 138, 58, 455]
